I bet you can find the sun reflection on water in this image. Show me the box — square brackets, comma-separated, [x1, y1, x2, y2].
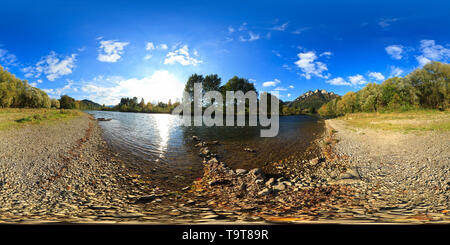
[153, 114, 173, 158]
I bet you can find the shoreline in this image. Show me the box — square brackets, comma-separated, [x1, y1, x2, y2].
[322, 118, 449, 222]
[0, 111, 448, 224]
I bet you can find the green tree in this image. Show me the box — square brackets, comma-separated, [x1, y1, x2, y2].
[336, 92, 357, 115]
[184, 73, 204, 99]
[203, 74, 221, 93]
[407, 61, 449, 109]
[59, 95, 76, 109]
[220, 76, 257, 95]
[51, 98, 60, 108]
[139, 98, 145, 111]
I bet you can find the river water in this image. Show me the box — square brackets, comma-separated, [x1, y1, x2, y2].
[88, 111, 324, 188]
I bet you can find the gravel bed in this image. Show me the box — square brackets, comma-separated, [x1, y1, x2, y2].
[0, 112, 448, 224]
[325, 119, 450, 222]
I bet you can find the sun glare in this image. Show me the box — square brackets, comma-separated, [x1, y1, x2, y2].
[117, 70, 184, 104]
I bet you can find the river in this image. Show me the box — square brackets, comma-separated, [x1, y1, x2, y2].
[87, 111, 324, 188]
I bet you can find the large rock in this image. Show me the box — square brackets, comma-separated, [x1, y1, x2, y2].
[208, 179, 231, 186]
[265, 178, 275, 187]
[337, 167, 361, 180]
[135, 195, 156, 203]
[249, 168, 264, 178]
[199, 147, 210, 157]
[328, 167, 363, 185]
[309, 157, 319, 165]
[272, 182, 286, 191]
[258, 188, 272, 196]
[208, 158, 219, 164]
[236, 169, 248, 176]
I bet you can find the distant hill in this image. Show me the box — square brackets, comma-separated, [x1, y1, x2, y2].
[286, 89, 340, 113]
[79, 99, 102, 110]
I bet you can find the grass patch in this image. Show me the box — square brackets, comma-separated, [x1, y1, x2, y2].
[337, 109, 450, 133]
[0, 108, 82, 130]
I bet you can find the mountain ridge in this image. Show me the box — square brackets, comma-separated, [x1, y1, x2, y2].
[286, 89, 340, 114]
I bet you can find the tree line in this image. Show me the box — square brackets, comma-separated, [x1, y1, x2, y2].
[104, 97, 181, 113]
[0, 65, 105, 110]
[0, 66, 52, 108]
[318, 62, 449, 117]
[106, 74, 269, 114]
[3, 61, 448, 116]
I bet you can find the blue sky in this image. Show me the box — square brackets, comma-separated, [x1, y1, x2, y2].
[0, 0, 449, 105]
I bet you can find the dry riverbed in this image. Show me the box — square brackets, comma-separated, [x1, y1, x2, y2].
[0, 110, 448, 224]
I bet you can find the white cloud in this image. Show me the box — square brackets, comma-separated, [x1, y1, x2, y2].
[416, 56, 431, 67]
[21, 66, 34, 78]
[326, 77, 350, 86]
[348, 74, 367, 86]
[97, 39, 129, 63]
[389, 66, 404, 77]
[289, 85, 294, 89]
[158, 44, 168, 50]
[287, 93, 291, 98]
[291, 27, 310, 35]
[262, 78, 280, 87]
[327, 75, 368, 86]
[378, 18, 398, 28]
[238, 22, 248, 31]
[144, 42, 168, 60]
[43, 79, 75, 96]
[282, 64, 292, 71]
[81, 70, 184, 105]
[416, 40, 450, 66]
[239, 32, 260, 42]
[294, 51, 330, 79]
[23, 51, 77, 81]
[368, 72, 385, 81]
[320, 51, 332, 57]
[274, 86, 288, 91]
[146, 42, 155, 51]
[228, 26, 235, 34]
[271, 22, 289, 31]
[163, 45, 202, 66]
[0, 48, 17, 66]
[385, 45, 404, 60]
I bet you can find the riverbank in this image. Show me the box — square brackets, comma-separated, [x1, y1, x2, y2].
[0, 110, 352, 224]
[168, 110, 450, 223]
[0, 110, 286, 224]
[321, 113, 450, 223]
[0, 111, 153, 223]
[1, 109, 448, 224]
